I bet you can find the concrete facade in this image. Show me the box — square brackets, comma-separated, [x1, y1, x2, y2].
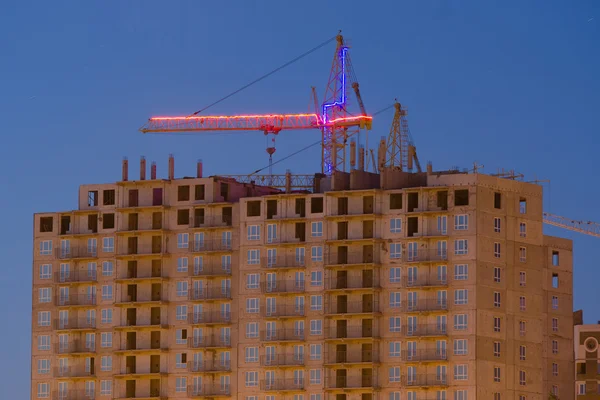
[31, 161, 574, 400]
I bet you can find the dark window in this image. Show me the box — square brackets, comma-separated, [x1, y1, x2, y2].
[407, 193, 419, 212]
[195, 185, 205, 201]
[178, 186, 190, 202]
[103, 213, 115, 229]
[222, 207, 232, 226]
[295, 198, 306, 217]
[494, 192, 502, 209]
[311, 197, 324, 214]
[437, 191, 448, 210]
[103, 190, 115, 206]
[177, 209, 190, 225]
[40, 217, 53, 232]
[247, 201, 261, 217]
[390, 194, 402, 210]
[267, 200, 278, 219]
[455, 190, 469, 206]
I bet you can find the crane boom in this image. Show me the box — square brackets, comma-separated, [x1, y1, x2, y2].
[543, 213, 600, 238]
[141, 114, 372, 134]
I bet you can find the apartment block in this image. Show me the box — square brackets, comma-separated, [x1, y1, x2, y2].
[31, 158, 574, 400]
[574, 311, 600, 398]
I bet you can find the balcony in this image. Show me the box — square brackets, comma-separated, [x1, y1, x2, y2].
[325, 277, 380, 291]
[187, 385, 231, 397]
[54, 271, 97, 284]
[117, 269, 168, 282]
[404, 374, 448, 387]
[262, 256, 306, 270]
[189, 311, 232, 325]
[116, 321, 168, 330]
[261, 280, 305, 294]
[324, 252, 379, 267]
[401, 250, 448, 263]
[189, 239, 232, 253]
[325, 377, 377, 390]
[325, 350, 380, 365]
[53, 366, 95, 379]
[188, 360, 231, 373]
[325, 326, 380, 340]
[326, 301, 380, 316]
[117, 294, 167, 306]
[190, 215, 233, 229]
[260, 379, 305, 392]
[55, 294, 97, 307]
[188, 263, 232, 277]
[54, 318, 96, 330]
[402, 324, 448, 338]
[187, 335, 231, 349]
[405, 300, 448, 313]
[405, 276, 447, 289]
[118, 245, 165, 257]
[261, 354, 305, 367]
[55, 247, 97, 260]
[189, 287, 232, 301]
[51, 390, 97, 400]
[261, 305, 305, 318]
[54, 340, 96, 355]
[401, 349, 448, 362]
[261, 329, 306, 342]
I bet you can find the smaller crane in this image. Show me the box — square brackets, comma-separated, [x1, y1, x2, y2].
[380, 101, 421, 172]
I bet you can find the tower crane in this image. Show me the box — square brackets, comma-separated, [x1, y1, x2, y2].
[379, 102, 421, 172]
[140, 33, 372, 176]
[543, 213, 600, 238]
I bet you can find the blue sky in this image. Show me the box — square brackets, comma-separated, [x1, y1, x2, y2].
[0, 1, 598, 397]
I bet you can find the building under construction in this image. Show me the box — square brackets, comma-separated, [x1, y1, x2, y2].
[31, 155, 574, 400]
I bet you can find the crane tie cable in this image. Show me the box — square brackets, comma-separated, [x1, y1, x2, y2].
[189, 34, 340, 117]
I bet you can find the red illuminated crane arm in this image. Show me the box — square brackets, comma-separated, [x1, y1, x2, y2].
[140, 114, 371, 134]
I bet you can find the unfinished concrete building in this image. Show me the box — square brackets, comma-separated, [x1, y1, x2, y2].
[31, 157, 574, 400]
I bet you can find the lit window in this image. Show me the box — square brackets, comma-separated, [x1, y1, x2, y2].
[310, 320, 322, 335]
[177, 233, 188, 249]
[454, 314, 468, 330]
[310, 271, 322, 286]
[390, 218, 402, 233]
[390, 267, 401, 283]
[311, 246, 323, 262]
[454, 264, 468, 280]
[39, 264, 52, 279]
[102, 237, 114, 252]
[247, 225, 260, 241]
[247, 249, 260, 265]
[519, 222, 527, 237]
[454, 214, 468, 230]
[494, 217, 501, 233]
[311, 222, 323, 237]
[494, 242, 501, 258]
[454, 339, 467, 355]
[454, 239, 468, 255]
[390, 243, 402, 259]
[454, 364, 468, 380]
[176, 305, 187, 320]
[454, 289, 468, 305]
[39, 241, 53, 256]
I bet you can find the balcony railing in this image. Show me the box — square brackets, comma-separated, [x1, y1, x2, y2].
[325, 351, 379, 364]
[187, 335, 231, 349]
[324, 252, 378, 266]
[189, 311, 232, 324]
[54, 340, 96, 355]
[188, 264, 232, 277]
[404, 374, 448, 387]
[260, 329, 306, 342]
[190, 215, 233, 229]
[188, 360, 232, 373]
[325, 377, 377, 390]
[326, 301, 380, 315]
[189, 239, 232, 253]
[260, 379, 305, 391]
[118, 245, 164, 256]
[401, 250, 448, 263]
[54, 318, 96, 330]
[51, 390, 96, 400]
[189, 287, 232, 301]
[261, 256, 306, 269]
[117, 320, 167, 329]
[399, 324, 448, 337]
[54, 271, 97, 284]
[405, 300, 448, 312]
[401, 349, 448, 362]
[405, 277, 448, 288]
[261, 305, 305, 318]
[260, 354, 305, 367]
[118, 269, 168, 280]
[261, 280, 306, 294]
[325, 326, 380, 340]
[55, 294, 97, 307]
[117, 343, 167, 352]
[188, 385, 231, 397]
[55, 247, 97, 260]
[53, 366, 95, 378]
[325, 277, 380, 290]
